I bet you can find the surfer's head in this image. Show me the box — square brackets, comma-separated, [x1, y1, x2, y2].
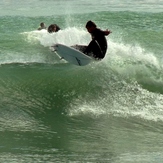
[85, 20, 96, 33]
[47, 24, 60, 33]
[40, 22, 46, 28]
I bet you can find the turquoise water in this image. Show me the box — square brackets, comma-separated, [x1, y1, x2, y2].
[0, 0, 163, 162]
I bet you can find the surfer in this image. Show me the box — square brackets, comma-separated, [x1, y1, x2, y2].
[47, 24, 61, 33]
[84, 20, 111, 59]
[38, 22, 46, 30]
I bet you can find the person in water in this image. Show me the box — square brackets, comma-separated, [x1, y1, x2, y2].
[38, 22, 46, 30]
[47, 24, 61, 33]
[83, 20, 111, 59]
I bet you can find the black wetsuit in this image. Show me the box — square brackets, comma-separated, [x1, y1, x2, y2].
[84, 28, 107, 59]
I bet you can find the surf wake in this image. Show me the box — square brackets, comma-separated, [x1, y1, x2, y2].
[2, 27, 163, 95]
[1, 27, 163, 123]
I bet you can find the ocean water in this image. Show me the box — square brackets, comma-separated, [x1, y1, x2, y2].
[0, 0, 163, 162]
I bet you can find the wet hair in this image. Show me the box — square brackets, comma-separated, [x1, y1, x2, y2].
[48, 24, 60, 33]
[85, 20, 96, 28]
[40, 22, 45, 27]
[47, 25, 53, 33]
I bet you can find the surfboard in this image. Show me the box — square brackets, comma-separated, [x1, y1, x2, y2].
[52, 44, 93, 66]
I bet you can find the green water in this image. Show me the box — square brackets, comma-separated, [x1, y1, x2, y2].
[0, 0, 163, 162]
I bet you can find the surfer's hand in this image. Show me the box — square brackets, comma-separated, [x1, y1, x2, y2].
[105, 29, 112, 35]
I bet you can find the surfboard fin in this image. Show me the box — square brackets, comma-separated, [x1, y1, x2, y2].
[50, 44, 59, 52]
[50, 46, 56, 52]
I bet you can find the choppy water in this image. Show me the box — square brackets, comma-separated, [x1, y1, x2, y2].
[0, 0, 163, 162]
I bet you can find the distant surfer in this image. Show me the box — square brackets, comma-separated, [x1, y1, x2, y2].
[83, 20, 111, 59]
[47, 24, 61, 33]
[38, 22, 46, 30]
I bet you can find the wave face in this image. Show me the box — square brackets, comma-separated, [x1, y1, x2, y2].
[0, 4, 163, 162]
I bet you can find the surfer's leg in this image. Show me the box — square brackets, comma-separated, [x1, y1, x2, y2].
[71, 45, 87, 53]
[84, 40, 104, 59]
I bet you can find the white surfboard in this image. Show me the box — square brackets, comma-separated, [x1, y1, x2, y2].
[52, 44, 93, 66]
